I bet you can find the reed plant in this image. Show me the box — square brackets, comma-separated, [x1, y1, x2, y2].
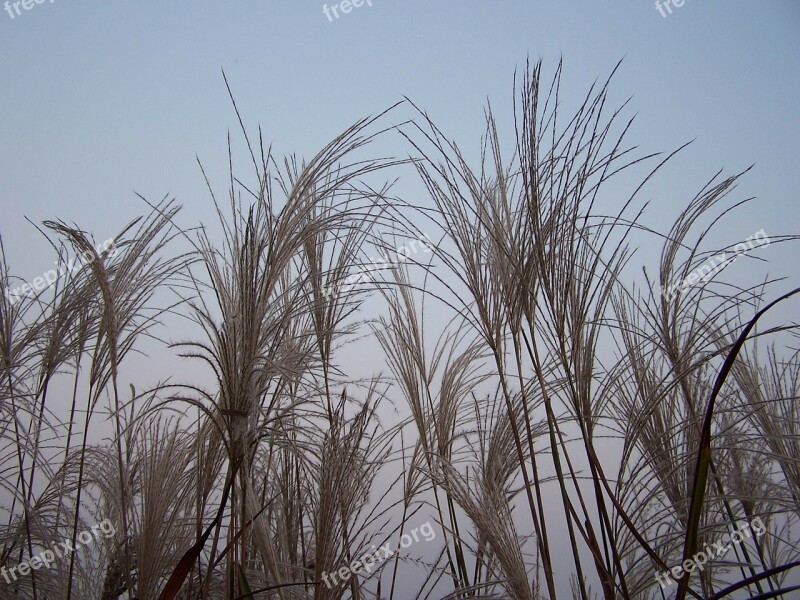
[0, 62, 798, 600]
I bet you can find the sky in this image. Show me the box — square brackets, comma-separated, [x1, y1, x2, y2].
[4, 0, 795, 360]
[1, 1, 799, 595]
[1, 0, 798, 246]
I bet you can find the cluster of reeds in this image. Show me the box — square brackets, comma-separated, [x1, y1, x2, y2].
[0, 61, 797, 599]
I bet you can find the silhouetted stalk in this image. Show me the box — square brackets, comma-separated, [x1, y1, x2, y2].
[676, 287, 800, 600]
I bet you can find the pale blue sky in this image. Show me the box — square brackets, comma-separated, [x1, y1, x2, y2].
[1, 1, 798, 246]
[2, 0, 799, 385]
